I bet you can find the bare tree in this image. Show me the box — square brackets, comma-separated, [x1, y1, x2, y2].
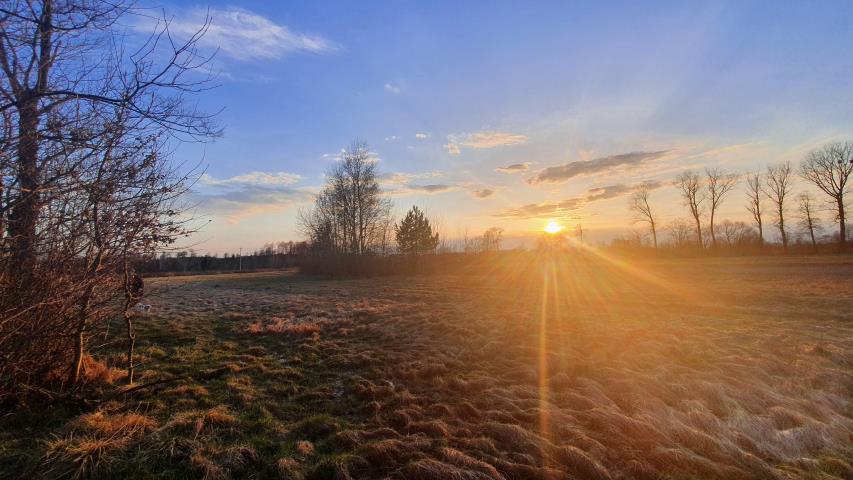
[677, 170, 705, 249]
[797, 192, 821, 252]
[745, 171, 764, 245]
[1, 1, 217, 273]
[299, 141, 392, 255]
[800, 141, 853, 247]
[628, 181, 658, 248]
[719, 220, 758, 247]
[478, 227, 503, 252]
[705, 167, 738, 247]
[763, 162, 794, 252]
[379, 214, 395, 256]
[0, 1, 218, 399]
[667, 218, 693, 247]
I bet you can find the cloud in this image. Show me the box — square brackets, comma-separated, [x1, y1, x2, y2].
[385, 135, 398, 142]
[378, 171, 441, 187]
[529, 150, 670, 184]
[407, 184, 454, 193]
[139, 7, 338, 62]
[495, 162, 531, 174]
[384, 83, 401, 94]
[321, 150, 345, 160]
[462, 132, 528, 148]
[495, 198, 585, 218]
[320, 147, 381, 163]
[415, 133, 430, 139]
[585, 180, 665, 201]
[192, 185, 312, 223]
[201, 171, 301, 187]
[387, 184, 457, 196]
[378, 172, 458, 196]
[444, 143, 461, 155]
[444, 131, 528, 155]
[216, 71, 277, 84]
[194, 169, 309, 222]
[495, 181, 661, 218]
[472, 188, 495, 199]
[584, 184, 634, 201]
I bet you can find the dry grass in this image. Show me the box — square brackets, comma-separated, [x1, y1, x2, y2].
[42, 412, 156, 478]
[1, 254, 851, 479]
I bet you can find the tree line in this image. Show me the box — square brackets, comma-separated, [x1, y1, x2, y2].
[628, 141, 852, 252]
[137, 242, 312, 274]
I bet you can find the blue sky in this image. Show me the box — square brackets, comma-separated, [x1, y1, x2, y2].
[146, 1, 853, 253]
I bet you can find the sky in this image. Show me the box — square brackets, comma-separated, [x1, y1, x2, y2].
[137, 1, 853, 253]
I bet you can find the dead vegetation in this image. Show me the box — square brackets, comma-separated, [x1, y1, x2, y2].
[1, 255, 851, 479]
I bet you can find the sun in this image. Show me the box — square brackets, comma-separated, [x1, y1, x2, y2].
[543, 220, 563, 234]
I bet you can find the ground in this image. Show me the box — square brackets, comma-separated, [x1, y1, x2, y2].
[1, 254, 852, 479]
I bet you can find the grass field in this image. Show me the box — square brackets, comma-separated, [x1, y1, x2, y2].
[2, 254, 852, 479]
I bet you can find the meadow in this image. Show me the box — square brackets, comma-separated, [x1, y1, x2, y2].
[1, 254, 851, 479]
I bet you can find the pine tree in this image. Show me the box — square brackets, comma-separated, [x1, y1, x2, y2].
[395, 206, 439, 255]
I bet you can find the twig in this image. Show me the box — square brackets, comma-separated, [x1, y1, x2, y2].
[99, 365, 231, 403]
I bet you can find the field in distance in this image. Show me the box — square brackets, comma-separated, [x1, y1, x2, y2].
[2, 254, 852, 479]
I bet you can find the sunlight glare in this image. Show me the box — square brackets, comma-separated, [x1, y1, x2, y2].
[544, 220, 563, 234]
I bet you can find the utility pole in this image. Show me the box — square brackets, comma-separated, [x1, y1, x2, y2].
[238, 247, 242, 272]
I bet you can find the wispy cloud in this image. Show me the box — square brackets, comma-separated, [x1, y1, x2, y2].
[462, 132, 528, 148]
[444, 131, 528, 155]
[320, 147, 382, 163]
[406, 184, 454, 193]
[415, 132, 430, 139]
[585, 180, 665, 201]
[201, 171, 301, 187]
[471, 188, 495, 199]
[529, 150, 670, 184]
[495, 198, 585, 218]
[584, 184, 634, 201]
[321, 150, 345, 160]
[387, 183, 458, 196]
[384, 83, 401, 94]
[194, 169, 310, 222]
[444, 143, 461, 155]
[140, 7, 339, 62]
[378, 171, 459, 196]
[378, 171, 442, 187]
[495, 181, 659, 218]
[495, 162, 531, 174]
[192, 185, 312, 223]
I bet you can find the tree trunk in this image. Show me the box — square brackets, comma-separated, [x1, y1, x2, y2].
[69, 284, 94, 387]
[809, 223, 817, 253]
[651, 222, 658, 249]
[8, 96, 40, 276]
[70, 199, 104, 387]
[9, 0, 52, 277]
[693, 216, 703, 249]
[125, 309, 136, 384]
[123, 264, 137, 384]
[709, 213, 716, 248]
[0, 179, 4, 239]
[839, 197, 846, 247]
[757, 217, 763, 246]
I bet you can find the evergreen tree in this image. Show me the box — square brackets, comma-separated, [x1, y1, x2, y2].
[396, 206, 439, 255]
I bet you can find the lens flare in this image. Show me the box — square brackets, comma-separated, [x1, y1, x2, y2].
[544, 220, 563, 234]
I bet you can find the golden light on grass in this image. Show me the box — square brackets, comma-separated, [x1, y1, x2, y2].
[538, 261, 551, 446]
[543, 220, 563, 234]
[16, 257, 853, 480]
